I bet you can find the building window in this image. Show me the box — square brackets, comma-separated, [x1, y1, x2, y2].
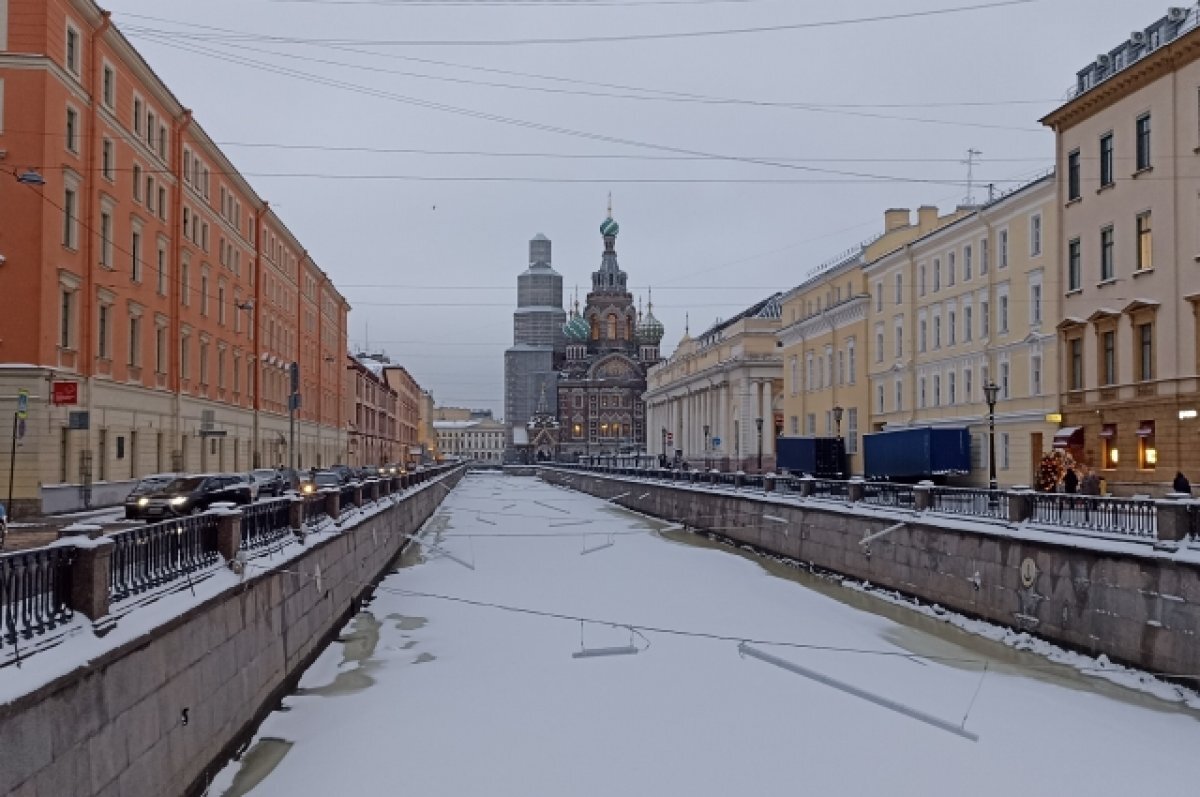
[894, 379, 903, 411]
[1067, 150, 1080, 200]
[1136, 212, 1152, 271]
[156, 325, 166, 373]
[790, 356, 798, 394]
[980, 298, 989, 337]
[963, 245, 972, 280]
[60, 290, 74, 348]
[963, 305, 973, 342]
[919, 377, 927, 408]
[217, 349, 226, 389]
[875, 325, 884, 363]
[790, 415, 799, 435]
[998, 229, 1009, 268]
[218, 284, 226, 326]
[102, 64, 115, 108]
[1068, 238, 1081, 290]
[129, 316, 141, 367]
[1135, 114, 1151, 171]
[848, 340, 856, 384]
[157, 244, 167, 296]
[894, 273, 903, 304]
[1030, 283, 1042, 326]
[99, 209, 113, 267]
[948, 372, 957, 404]
[948, 310, 957, 345]
[1070, 338, 1083, 390]
[133, 97, 143, 135]
[919, 264, 926, 296]
[102, 138, 114, 180]
[1000, 362, 1010, 399]
[63, 187, 78, 248]
[1101, 329, 1116, 385]
[1138, 322, 1153, 381]
[875, 281, 882, 312]
[1030, 214, 1042, 257]
[133, 164, 143, 201]
[895, 322, 903, 358]
[964, 367, 972, 402]
[933, 314, 942, 349]
[131, 230, 142, 282]
[97, 302, 110, 359]
[847, 408, 858, 455]
[919, 317, 927, 352]
[65, 25, 80, 74]
[1001, 433, 1010, 470]
[199, 341, 209, 385]
[998, 293, 1009, 333]
[1138, 421, 1157, 471]
[66, 107, 79, 153]
[947, 252, 956, 286]
[1100, 132, 1114, 187]
[1101, 424, 1117, 469]
[1100, 226, 1115, 281]
[876, 385, 885, 414]
[1031, 355, 1042, 396]
[181, 263, 190, 307]
[201, 274, 209, 316]
[933, 259, 941, 291]
[806, 414, 815, 436]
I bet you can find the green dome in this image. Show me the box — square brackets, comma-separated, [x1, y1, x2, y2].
[600, 216, 620, 238]
[563, 314, 590, 342]
[637, 309, 664, 344]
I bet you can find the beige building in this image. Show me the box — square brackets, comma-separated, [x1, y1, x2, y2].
[346, 356, 399, 468]
[434, 418, 506, 462]
[777, 207, 965, 475]
[865, 176, 1059, 487]
[1040, 7, 1200, 494]
[417, 389, 438, 463]
[644, 296, 783, 471]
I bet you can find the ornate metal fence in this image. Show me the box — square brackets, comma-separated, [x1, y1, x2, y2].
[108, 514, 220, 602]
[862, 482, 917, 509]
[0, 547, 76, 652]
[929, 487, 1008, 520]
[240, 498, 294, 552]
[811, 479, 850, 499]
[1028, 493, 1157, 538]
[304, 494, 330, 526]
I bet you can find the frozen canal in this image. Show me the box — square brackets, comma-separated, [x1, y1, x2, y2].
[211, 473, 1198, 796]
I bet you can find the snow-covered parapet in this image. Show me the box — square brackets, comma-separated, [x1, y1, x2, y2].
[58, 522, 103, 539]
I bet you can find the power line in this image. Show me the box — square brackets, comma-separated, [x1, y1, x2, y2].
[121, 1, 1035, 47]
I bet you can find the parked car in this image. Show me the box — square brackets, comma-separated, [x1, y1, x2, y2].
[248, 468, 287, 500]
[327, 464, 356, 484]
[299, 470, 343, 495]
[124, 473, 181, 520]
[137, 474, 253, 519]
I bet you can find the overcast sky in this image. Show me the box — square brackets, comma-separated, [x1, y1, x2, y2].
[106, 0, 1154, 416]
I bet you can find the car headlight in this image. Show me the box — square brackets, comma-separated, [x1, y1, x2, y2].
[137, 497, 150, 506]
[302, 484, 314, 494]
[169, 496, 188, 506]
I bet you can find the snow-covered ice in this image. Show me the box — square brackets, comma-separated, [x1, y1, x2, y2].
[209, 473, 1199, 796]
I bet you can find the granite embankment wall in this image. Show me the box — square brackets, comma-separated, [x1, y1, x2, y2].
[0, 468, 464, 797]
[539, 469, 1200, 679]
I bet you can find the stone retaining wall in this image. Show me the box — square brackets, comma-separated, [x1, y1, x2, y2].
[0, 469, 463, 797]
[540, 469, 1200, 679]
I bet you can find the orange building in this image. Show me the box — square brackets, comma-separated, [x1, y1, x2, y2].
[346, 356, 399, 468]
[0, 0, 349, 512]
[382, 364, 422, 467]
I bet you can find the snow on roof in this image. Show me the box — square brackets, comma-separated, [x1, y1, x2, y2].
[512, 427, 530, 445]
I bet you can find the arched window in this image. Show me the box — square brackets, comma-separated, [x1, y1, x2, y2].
[590, 316, 599, 340]
[625, 317, 634, 340]
[607, 314, 618, 339]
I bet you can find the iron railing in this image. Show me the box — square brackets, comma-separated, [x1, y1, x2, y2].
[0, 547, 76, 652]
[811, 479, 850, 500]
[240, 498, 294, 552]
[108, 514, 220, 602]
[1027, 493, 1157, 538]
[862, 482, 917, 509]
[304, 493, 330, 526]
[339, 483, 359, 512]
[929, 487, 1008, 520]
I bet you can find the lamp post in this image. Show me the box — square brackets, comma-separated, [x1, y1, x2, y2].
[661, 426, 667, 465]
[983, 381, 1000, 493]
[832, 405, 845, 478]
[755, 417, 764, 473]
[703, 424, 710, 470]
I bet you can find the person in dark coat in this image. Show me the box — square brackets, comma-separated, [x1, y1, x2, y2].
[1079, 469, 1101, 496]
[1173, 471, 1192, 495]
[1063, 467, 1079, 494]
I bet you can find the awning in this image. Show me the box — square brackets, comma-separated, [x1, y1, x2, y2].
[1053, 426, 1084, 448]
[1136, 423, 1155, 438]
[1099, 424, 1116, 439]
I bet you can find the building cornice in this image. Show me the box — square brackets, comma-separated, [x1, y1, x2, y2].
[777, 295, 868, 345]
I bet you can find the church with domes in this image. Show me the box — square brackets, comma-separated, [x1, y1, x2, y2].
[556, 205, 664, 460]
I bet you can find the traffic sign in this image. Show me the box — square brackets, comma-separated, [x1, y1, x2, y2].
[16, 419, 26, 440]
[16, 389, 28, 420]
[712, 437, 721, 448]
[666, 432, 673, 445]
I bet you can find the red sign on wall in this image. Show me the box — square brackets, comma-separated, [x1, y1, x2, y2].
[51, 381, 79, 406]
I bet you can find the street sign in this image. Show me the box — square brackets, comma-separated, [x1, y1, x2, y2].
[290, 362, 300, 394]
[51, 381, 79, 406]
[199, 429, 228, 438]
[16, 389, 28, 420]
[16, 419, 26, 440]
[289, 393, 302, 411]
[711, 437, 721, 448]
[68, 411, 90, 430]
[666, 432, 674, 445]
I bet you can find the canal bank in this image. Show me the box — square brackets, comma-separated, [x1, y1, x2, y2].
[536, 468, 1200, 683]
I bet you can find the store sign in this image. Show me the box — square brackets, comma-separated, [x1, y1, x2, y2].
[51, 381, 79, 406]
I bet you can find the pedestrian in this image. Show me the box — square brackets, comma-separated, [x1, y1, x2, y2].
[1063, 467, 1078, 494]
[1173, 471, 1192, 495]
[1080, 468, 1101, 495]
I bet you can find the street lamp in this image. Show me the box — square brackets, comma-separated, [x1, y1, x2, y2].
[755, 416, 764, 473]
[832, 405, 845, 478]
[703, 424, 710, 470]
[661, 426, 667, 466]
[983, 381, 1000, 493]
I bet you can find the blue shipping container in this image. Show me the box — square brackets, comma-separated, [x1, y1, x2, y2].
[863, 427, 971, 481]
[776, 437, 845, 477]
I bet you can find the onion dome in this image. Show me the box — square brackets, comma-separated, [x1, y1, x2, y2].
[600, 216, 620, 238]
[563, 309, 590, 342]
[638, 302, 665, 345]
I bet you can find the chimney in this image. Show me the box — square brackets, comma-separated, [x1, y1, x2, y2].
[883, 208, 911, 232]
[917, 205, 939, 231]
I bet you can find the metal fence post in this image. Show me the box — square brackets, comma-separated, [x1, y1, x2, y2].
[1155, 497, 1192, 542]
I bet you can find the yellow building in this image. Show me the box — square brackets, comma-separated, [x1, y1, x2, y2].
[865, 176, 1059, 487]
[644, 295, 783, 471]
[777, 207, 964, 475]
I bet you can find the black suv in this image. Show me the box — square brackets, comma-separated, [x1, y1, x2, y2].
[124, 473, 180, 520]
[138, 474, 253, 520]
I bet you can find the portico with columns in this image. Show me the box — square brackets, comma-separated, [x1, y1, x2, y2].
[644, 294, 783, 472]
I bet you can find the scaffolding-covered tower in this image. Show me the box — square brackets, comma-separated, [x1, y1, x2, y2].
[504, 234, 566, 461]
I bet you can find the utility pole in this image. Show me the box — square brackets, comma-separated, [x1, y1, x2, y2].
[289, 362, 300, 474]
[962, 148, 983, 205]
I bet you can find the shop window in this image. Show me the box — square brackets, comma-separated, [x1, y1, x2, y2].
[1100, 423, 1118, 470]
[1137, 421, 1156, 470]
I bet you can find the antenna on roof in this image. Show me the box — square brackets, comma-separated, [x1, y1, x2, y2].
[962, 148, 983, 205]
